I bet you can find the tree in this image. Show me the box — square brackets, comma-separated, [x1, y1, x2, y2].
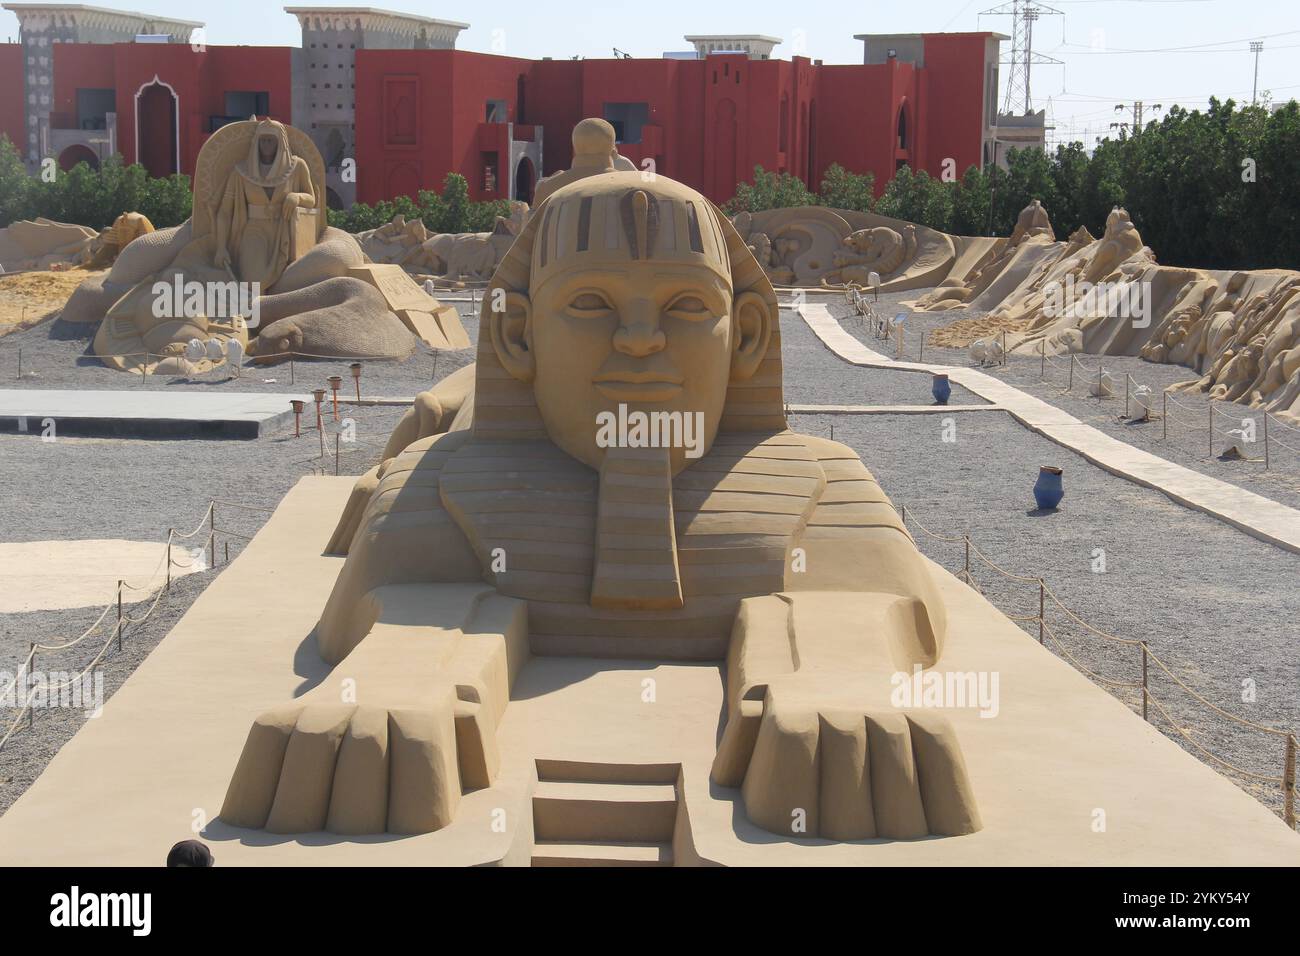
[725, 165, 816, 215]
[817, 163, 874, 212]
[0, 135, 34, 227]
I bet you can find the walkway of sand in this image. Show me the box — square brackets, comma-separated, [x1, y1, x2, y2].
[799, 302, 1300, 555]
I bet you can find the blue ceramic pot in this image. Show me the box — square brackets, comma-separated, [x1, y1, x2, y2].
[932, 373, 951, 405]
[1034, 466, 1064, 510]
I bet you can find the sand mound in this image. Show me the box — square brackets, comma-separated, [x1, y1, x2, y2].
[927, 313, 1031, 349]
[0, 268, 106, 335]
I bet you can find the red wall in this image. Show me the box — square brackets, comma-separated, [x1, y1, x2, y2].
[0, 44, 25, 151]
[916, 33, 989, 180]
[12, 35, 994, 205]
[46, 43, 291, 176]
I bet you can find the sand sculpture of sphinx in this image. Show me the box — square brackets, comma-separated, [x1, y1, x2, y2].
[220, 168, 981, 842]
[74, 119, 434, 373]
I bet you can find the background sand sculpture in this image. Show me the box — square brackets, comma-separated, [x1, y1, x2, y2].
[56, 120, 462, 375]
[220, 159, 980, 842]
[356, 205, 529, 285]
[749, 198, 1300, 425]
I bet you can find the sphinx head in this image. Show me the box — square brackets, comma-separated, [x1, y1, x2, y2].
[485, 171, 777, 472]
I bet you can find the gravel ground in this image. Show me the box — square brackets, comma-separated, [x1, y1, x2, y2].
[831, 295, 1300, 512]
[777, 305, 987, 407]
[790, 408, 1300, 818]
[3, 303, 482, 399]
[0, 402, 408, 812]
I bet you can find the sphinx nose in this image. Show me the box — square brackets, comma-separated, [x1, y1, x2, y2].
[613, 298, 666, 357]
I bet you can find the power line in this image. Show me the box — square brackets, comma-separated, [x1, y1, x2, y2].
[982, 0, 1066, 114]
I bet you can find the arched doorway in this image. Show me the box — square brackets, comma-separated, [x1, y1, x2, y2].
[514, 155, 534, 203]
[135, 77, 178, 178]
[58, 144, 99, 171]
[897, 100, 910, 151]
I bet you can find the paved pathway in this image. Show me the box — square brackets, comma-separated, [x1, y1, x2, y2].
[799, 302, 1300, 554]
[0, 388, 309, 438]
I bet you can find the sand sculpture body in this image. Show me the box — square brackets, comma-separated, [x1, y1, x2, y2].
[58, 120, 462, 373]
[356, 205, 528, 285]
[734, 205, 965, 292]
[220, 147, 981, 841]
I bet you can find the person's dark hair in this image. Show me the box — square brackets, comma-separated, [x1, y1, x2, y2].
[166, 839, 214, 867]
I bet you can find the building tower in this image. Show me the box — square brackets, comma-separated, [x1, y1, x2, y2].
[284, 7, 468, 208]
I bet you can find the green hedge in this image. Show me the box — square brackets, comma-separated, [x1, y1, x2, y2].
[724, 98, 1300, 271]
[0, 136, 512, 237]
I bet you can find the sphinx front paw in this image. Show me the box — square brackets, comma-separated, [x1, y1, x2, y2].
[739, 700, 981, 840]
[220, 699, 461, 835]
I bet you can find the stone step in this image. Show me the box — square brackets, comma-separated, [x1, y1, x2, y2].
[531, 840, 673, 867]
[532, 780, 677, 843]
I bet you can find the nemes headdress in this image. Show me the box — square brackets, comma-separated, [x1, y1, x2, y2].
[480, 170, 785, 440]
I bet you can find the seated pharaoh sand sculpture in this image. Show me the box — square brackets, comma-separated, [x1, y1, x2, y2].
[70, 119, 444, 373]
[220, 163, 980, 841]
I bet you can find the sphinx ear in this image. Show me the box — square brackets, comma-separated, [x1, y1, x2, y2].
[730, 289, 772, 383]
[488, 289, 535, 383]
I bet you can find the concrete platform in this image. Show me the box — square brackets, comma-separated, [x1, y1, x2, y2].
[0, 389, 311, 439]
[1, 476, 1296, 865]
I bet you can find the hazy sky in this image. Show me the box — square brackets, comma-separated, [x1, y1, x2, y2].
[2, 0, 1295, 148]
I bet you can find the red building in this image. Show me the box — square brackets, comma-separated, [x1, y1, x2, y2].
[0, 6, 1003, 210]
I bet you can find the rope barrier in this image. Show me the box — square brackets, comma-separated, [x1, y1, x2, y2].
[1142, 645, 1293, 737]
[898, 501, 1296, 824]
[1266, 434, 1300, 456]
[1041, 620, 1142, 689]
[1265, 412, 1300, 435]
[31, 600, 115, 652]
[967, 539, 1043, 584]
[1040, 582, 1143, 646]
[1145, 691, 1284, 783]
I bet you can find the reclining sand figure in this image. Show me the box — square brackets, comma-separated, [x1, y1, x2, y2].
[220, 166, 980, 841]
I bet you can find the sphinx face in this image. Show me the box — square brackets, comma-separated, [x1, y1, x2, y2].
[528, 258, 734, 473]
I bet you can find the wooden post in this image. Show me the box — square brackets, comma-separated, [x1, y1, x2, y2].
[166, 532, 173, 590]
[1208, 402, 1214, 458]
[1038, 579, 1045, 644]
[1124, 375, 1130, 418]
[1264, 412, 1270, 470]
[290, 355, 295, 385]
[207, 503, 215, 570]
[117, 581, 123, 652]
[963, 536, 970, 583]
[1001, 330, 1007, 366]
[335, 433, 340, 476]
[27, 642, 33, 729]
[224, 541, 229, 565]
[919, 331, 925, 363]
[1285, 734, 1296, 829]
[432, 350, 439, 381]
[901, 503, 906, 526]
[1163, 392, 1168, 440]
[1068, 355, 1074, 391]
[16, 347, 20, 380]
[1040, 340, 1045, 380]
[1141, 641, 1149, 722]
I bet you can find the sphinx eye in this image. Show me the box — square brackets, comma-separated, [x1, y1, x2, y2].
[666, 294, 713, 320]
[566, 291, 614, 317]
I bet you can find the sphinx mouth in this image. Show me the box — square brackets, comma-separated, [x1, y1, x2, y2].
[593, 369, 683, 402]
[594, 380, 683, 402]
